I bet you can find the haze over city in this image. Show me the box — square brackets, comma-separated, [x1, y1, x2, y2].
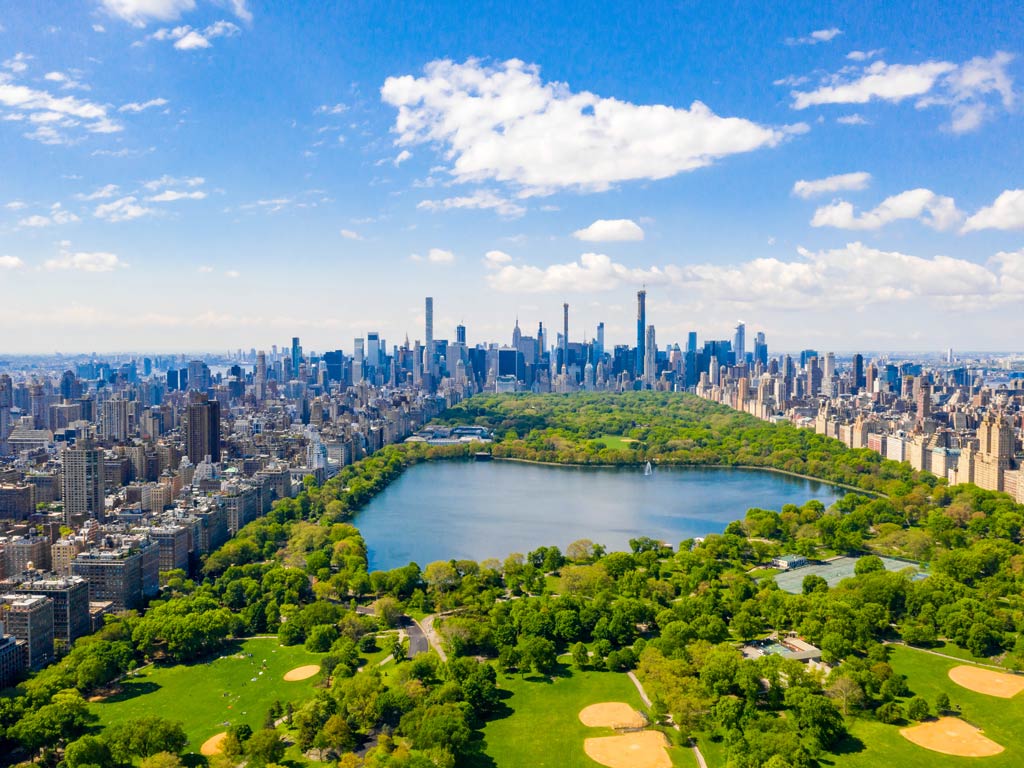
[1, 0, 1022, 353]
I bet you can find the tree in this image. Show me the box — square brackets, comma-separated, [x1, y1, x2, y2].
[374, 596, 403, 628]
[566, 539, 596, 562]
[319, 714, 357, 753]
[935, 692, 951, 713]
[802, 574, 828, 595]
[64, 735, 112, 768]
[140, 753, 184, 768]
[876, 700, 904, 724]
[246, 729, 285, 766]
[390, 634, 406, 662]
[571, 641, 589, 669]
[907, 696, 930, 721]
[826, 677, 865, 715]
[306, 624, 340, 652]
[855, 555, 885, 576]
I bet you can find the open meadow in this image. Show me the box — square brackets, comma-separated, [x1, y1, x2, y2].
[92, 637, 326, 755]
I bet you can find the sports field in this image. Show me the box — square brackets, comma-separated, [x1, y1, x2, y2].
[774, 556, 923, 593]
[827, 646, 1024, 768]
[92, 637, 326, 754]
[473, 666, 691, 768]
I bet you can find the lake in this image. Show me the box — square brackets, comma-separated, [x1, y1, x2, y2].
[353, 460, 844, 570]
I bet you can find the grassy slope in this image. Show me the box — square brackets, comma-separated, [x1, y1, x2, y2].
[824, 645, 1024, 768]
[474, 664, 690, 768]
[92, 637, 326, 754]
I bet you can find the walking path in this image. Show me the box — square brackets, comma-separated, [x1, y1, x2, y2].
[888, 641, 1010, 671]
[627, 671, 707, 768]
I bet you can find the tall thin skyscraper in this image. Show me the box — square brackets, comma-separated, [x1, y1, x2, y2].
[185, 393, 221, 463]
[291, 337, 301, 377]
[424, 297, 434, 377]
[353, 338, 365, 384]
[636, 290, 646, 377]
[686, 331, 697, 354]
[562, 302, 569, 374]
[596, 322, 605, 360]
[456, 324, 466, 345]
[644, 324, 656, 385]
[62, 441, 104, 524]
[734, 322, 746, 364]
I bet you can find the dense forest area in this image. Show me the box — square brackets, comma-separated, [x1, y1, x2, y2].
[5, 392, 1024, 768]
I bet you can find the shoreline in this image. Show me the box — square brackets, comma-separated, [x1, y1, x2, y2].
[487, 455, 882, 497]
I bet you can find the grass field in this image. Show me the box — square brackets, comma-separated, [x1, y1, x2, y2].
[822, 645, 1024, 768]
[472, 664, 690, 768]
[594, 435, 640, 451]
[93, 637, 327, 755]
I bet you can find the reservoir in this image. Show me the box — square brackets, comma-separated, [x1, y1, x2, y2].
[353, 460, 844, 570]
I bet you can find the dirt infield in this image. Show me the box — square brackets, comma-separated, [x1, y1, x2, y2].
[949, 665, 1024, 698]
[578, 701, 647, 729]
[200, 732, 227, 756]
[584, 731, 672, 768]
[900, 717, 1004, 757]
[283, 664, 321, 681]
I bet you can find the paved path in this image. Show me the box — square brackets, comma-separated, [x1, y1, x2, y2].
[888, 641, 1011, 671]
[627, 671, 707, 768]
[415, 614, 446, 661]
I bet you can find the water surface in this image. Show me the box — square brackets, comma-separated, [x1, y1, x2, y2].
[353, 460, 843, 570]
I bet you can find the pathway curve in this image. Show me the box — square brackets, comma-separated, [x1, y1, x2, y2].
[627, 671, 707, 768]
[888, 641, 1010, 671]
[416, 614, 447, 662]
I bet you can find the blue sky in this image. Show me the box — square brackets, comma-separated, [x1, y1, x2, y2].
[0, 0, 1022, 354]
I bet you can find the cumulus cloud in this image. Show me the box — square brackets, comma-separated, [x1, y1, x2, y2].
[792, 171, 871, 198]
[483, 250, 512, 269]
[410, 248, 455, 264]
[0, 255, 25, 269]
[836, 114, 869, 125]
[846, 49, 883, 61]
[786, 27, 842, 46]
[119, 97, 168, 112]
[2, 53, 31, 73]
[43, 71, 88, 91]
[146, 189, 206, 201]
[340, 228, 362, 240]
[961, 189, 1024, 232]
[17, 204, 79, 228]
[151, 20, 240, 50]
[94, 196, 155, 222]
[417, 189, 526, 218]
[789, 52, 1015, 132]
[0, 71, 122, 143]
[382, 58, 793, 196]
[76, 183, 120, 200]
[143, 174, 204, 190]
[572, 218, 645, 242]
[101, 0, 196, 26]
[811, 188, 961, 230]
[315, 103, 347, 115]
[393, 149, 412, 166]
[45, 243, 125, 272]
[487, 252, 668, 293]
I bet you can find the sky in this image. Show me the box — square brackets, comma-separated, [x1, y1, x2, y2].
[0, 0, 1022, 355]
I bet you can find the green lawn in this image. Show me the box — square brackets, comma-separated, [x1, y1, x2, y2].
[593, 435, 639, 450]
[824, 645, 1024, 768]
[473, 665, 689, 768]
[92, 637, 327, 755]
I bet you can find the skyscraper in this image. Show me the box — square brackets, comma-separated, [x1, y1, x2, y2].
[456, 324, 466, 345]
[62, 441, 104, 523]
[291, 337, 302, 377]
[686, 332, 698, 354]
[636, 290, 646, 377]
[185, 393, 221, 464]
[596, 322, 605, 360]
[644, 325, 656, 385]
[101, 397, 130, 442]
[353, 337, 364, 384]
[734, 322, 746, 364]
[425, 297, 434, 376]
[562, 302, 569, 374]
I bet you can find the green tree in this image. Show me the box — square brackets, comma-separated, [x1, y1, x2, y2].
[571, 641, 589, 669]
[246, 729, 285, 766]
[64, 735, 113, 768]
[907, 696, 930, 721]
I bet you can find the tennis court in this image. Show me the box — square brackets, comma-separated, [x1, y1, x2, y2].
[774, 555, 923, 593]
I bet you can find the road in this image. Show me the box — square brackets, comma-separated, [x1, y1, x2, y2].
[355, 604, 431, 659]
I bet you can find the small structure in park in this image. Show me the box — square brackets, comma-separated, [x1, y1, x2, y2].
[743, 634, 822, 663]
[771, 554, 808, 570]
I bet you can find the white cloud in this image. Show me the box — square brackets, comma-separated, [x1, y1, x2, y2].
[790, 52, 1015, 132]
[792, 171, 871, 198]
[93, 24, 107, 32]
[76, 183, 120, 200]
[487, 252, 668, 293]
[143, 174, 204, 190]
[847, 49, 883, 62]
[94, 196, 155, 222]
[836, 114, 869, 125]
[0, 255, 24, 269]
[811, 188, 961, 231]
[340, 229, 362, 240]
[43, 71, 88, 91]
[961, 189, 1024, 232]
[483, 250, 512, 269]
[146, 189, 206, 202]
[17, 204, 80, 228]
[223, 0, 251, 23]
[198, 265, 214, 273]
[786, 27, 843, 45]
[0, 74, 122, 142]
[417, 189, 526, 218]
[2, 53, 31, 73]
[4, 200, 27, 210]
[572, 218, 645, 242]
[393, 149, 412, 166]
[45, 244, 125, 272]
[411, 248, 455, 264]
[119, 97, 168, 112]
[382, 58, 792, 196]
[315, 103, 347, 115]
[151, 20, 240, 50]
[101, 0, 196, 26]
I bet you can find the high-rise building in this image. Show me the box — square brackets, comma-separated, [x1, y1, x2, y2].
[644, 325, 657, 385]
[734, 322, 746, 364]
[636, 290, 646, 377]
[186, 360, 211, 392]
[15, 576, 90, 646]
[596, 322, 605, 361]
[456, 324, 466, 345]
[0, 594, 54, 670]
[62, 442, 104, 523]
[562, 303, 569, 375]
[753, 331, 768, 367]
[101, 396, 131, 442]
[71, 538, 159, 611]
[425, 297, 434, 376]
[852, 354, 865, 391]
[184, 393, 220, 463]
[686, 332, 698, 355]
[0, 374, 12, 456]
[291, 337, 302, 378]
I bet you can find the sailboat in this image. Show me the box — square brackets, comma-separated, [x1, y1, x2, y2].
[644, 461, 653, 476]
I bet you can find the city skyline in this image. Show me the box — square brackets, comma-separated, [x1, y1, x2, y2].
[1, 1, 1023, 352]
